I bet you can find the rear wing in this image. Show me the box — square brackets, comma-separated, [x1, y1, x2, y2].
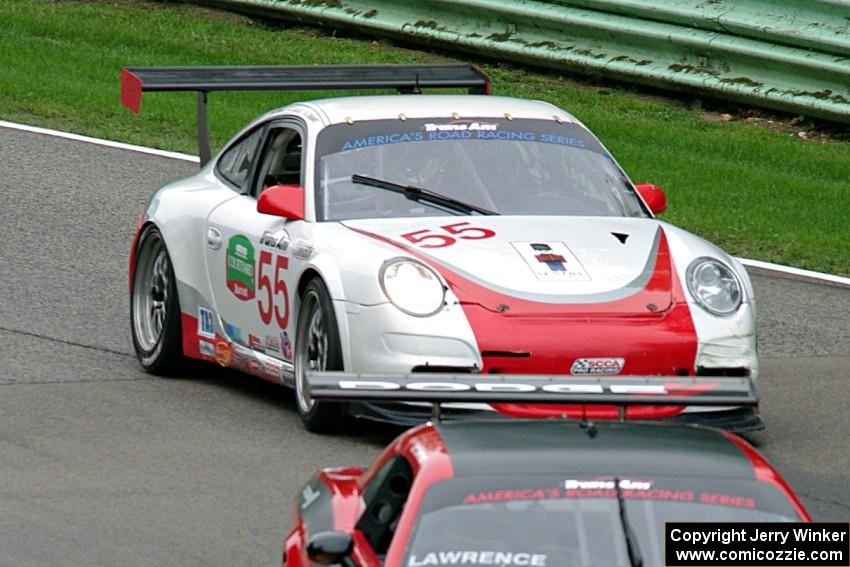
[307, 373, 757, 409]
[120, 64, 491, 165]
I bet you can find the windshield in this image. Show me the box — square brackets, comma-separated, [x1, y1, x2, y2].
[314, 118, 648, 221]
[401, 475, 800, 567]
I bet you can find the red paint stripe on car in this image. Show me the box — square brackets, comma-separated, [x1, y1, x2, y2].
[317, 469, 365, 532]
[351, 227, 698, 419]
[720, 430, 811, 521]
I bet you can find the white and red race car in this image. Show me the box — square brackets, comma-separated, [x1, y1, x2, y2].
[124, 65, 758, 432]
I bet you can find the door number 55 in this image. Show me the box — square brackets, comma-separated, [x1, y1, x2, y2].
[400, 222, 496, 249]
[257, 251, 289, 328]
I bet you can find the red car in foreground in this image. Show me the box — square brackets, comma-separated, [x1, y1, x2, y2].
[283, 375, 807, 567]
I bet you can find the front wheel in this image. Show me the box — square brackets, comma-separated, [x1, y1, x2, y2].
[130, 225, 184, 374]
[294, 278, 345, 432]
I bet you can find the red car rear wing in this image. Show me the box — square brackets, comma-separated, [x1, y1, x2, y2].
[120, 64, 491, 165]
[307, 373, 758, 409]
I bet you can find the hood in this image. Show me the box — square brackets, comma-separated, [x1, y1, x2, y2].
[342, 216, 675, 314]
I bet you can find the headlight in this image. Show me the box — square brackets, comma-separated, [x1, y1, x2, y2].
[686, 257, 743, 316]
[380, 258, 446, 317]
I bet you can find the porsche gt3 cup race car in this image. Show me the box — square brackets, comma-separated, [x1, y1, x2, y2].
[282, 376, 808, 567]
[124, 64, 758, 431]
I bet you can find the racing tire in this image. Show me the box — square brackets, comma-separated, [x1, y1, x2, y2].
[130, 225, 185, 375]
[294, 278, 345, 433]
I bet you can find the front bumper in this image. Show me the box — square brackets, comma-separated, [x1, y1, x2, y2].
[334, 300, 758, 425]
[336, 300, 482, 374]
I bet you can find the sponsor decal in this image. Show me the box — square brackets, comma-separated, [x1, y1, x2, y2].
[408, 551, 547, 567]
[336, 120, 593, 152]
[336, 380, 667, 395]
[570, 357, 625, 375]
[248, 334, 264, 352]
[564, 479, 652, 491]
[539, 132, 586, 149]
[197, 306, 215, 339]
[281, 331, 293, 361]
[424, 126, 537, 142]
[531, 243, 567, 272]
[224, 322, 242, 342]
[227, 343, 254, 372]
[265, 335, 281, 354]
[337, 125, 547, 149]
[301, 483, 321, 510]
[423, 120, 498, 132]
[462, 484, 754, 508]
[260, 357, 284, 382]
[259, 229, 291, 252]
[463, 488, 562, 504]
[214, 341, 233, 367]
[341, 131, 424, 151]
[198, 340, 215, 358]
[512, 242, 590, 281]
[563, 487, 743, 505]
[226, 234, 255, 300]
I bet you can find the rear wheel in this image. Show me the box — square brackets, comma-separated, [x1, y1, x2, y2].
[131, 226, 184, 374]
[294, 278, 345, 432]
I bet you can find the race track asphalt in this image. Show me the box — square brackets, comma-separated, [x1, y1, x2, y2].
[1, 126, 848, 566]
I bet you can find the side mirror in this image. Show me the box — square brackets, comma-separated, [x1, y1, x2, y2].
[307, 531, 354, 565]
[634, 182, 667, 215]
[257, 184, 305, 220]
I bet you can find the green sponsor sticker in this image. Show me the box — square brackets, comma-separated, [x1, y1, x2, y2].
[226, 234, 255, 301]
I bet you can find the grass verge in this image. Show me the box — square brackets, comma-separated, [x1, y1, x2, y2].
[1, 0, 848, 275]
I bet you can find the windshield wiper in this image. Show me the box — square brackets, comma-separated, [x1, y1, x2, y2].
[351, 174, 498, 216]
[614, 477, 644, 567]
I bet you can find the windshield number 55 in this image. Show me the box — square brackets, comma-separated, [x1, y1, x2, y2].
[401, 222, 496, 249]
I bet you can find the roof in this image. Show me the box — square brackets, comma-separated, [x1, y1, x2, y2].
[294, 95, 579, 126]
[434, 420, 756, 480]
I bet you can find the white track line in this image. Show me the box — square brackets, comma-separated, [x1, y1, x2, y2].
[737, 258, 850, 287]
[2, 120, 848, 286]
[0, 120, 199, 163]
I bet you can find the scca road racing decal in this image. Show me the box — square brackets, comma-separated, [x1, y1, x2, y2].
[571, 357, 625, 375]
[512, 242, 590, 281]
[226, 234, 255, 301]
